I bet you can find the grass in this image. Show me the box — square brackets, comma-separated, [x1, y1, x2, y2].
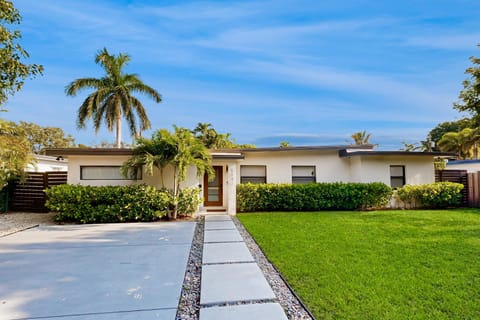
[237, 209, 480, 320]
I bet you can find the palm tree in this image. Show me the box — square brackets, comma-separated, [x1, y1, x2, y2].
[351, 130, 372, 145]
[122, 126, 213, 219]
[66, 48, 161, 148]
[437, 128, 480, 159]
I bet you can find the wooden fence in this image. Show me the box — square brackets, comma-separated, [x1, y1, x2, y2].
[435, 169, 479, 207]
[9, 171, 67, 212]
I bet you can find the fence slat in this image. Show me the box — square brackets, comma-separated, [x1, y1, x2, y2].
[435, 170, 470, 206]
[9, 171, 67, 212]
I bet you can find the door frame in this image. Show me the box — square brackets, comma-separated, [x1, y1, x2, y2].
[204, 166, 223, 206]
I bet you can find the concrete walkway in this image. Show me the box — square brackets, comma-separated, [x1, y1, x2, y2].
[200, 215, 288, 320]
[0, 222, 196, 320]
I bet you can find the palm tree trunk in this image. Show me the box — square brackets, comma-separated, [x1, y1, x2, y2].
[116, 117, 122, 148]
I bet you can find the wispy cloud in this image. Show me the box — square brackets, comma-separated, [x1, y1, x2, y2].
[404, 33, 480, 50]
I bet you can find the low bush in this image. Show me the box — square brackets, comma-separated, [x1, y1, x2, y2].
[396, 182, 464, 208]
[236, 182, 392, 212]
[45, 184, 200, 223]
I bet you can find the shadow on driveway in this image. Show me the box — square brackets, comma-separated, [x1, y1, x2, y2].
[0, 222, 196, 320]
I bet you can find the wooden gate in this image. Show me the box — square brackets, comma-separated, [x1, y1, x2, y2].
[435, 170, 469, 206]
[9, 171, 67, 212]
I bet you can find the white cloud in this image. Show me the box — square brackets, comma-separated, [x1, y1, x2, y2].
[404, 33, 480, 50]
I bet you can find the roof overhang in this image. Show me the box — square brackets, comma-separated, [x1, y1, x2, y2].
[339, 149, 456, 158]
[211, 152, 244, 160]
[44, 148, 134, 158]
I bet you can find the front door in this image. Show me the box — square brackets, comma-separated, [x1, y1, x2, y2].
[204, 166, 223, 206]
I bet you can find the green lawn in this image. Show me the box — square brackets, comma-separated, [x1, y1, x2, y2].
[238, 210, 480, 320]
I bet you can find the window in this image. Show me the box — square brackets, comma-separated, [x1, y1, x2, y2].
[80, 166, 141, 180]
[390, 165, 405, 188]
[292, 166, 316, 184]
[240, 165, 266, 184]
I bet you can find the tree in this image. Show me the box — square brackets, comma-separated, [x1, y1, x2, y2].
[123, 126, 213, 220]
[0, 0, 43, 108]
[437, 128, 480, 159]
[427, 118, 474, 151]
[14, 121, 75, 153]
[192, 122, 256, 149]
[454, 45, 480, 117]
[66, 48, 161, 148]
[0, 119, 32, 188]
[279, 141, 291, 148]
[351, 130, 372, 145]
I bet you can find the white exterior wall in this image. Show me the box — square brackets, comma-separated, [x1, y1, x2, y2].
[354, 156, 435, 185]
[446, 162, 480, 173]
[236, 150, 352, 184]
[67, 155, 199, 189]
[26, 155, 68, 172]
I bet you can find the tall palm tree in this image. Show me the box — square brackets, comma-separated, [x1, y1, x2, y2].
[437, 128, 480, 159]
[351, 130, 372, 145]
[66, 48, 161, 148]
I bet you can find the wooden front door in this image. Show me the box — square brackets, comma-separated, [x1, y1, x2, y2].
[204, 166, 223, 206]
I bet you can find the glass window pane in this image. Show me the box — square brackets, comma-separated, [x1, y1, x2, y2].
[390, 166, 404, 176]
[240, 165, 266, 177]
[292, 166, 316, 176]
[390, 177, 404, 188]
[81, 166, 139, 180]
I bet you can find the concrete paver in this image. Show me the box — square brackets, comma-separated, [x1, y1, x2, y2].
[203, 229, 243, 243]
[0, 222, 195, 320]
[203, 242, 254, 264]
[204, 215, 231, 221]
[200, 263, 276, 305]
[204, 220, 236, 230]
[200, 303, 288, 320]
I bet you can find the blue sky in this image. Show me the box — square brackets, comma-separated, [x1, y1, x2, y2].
[4, 0, 480, 149]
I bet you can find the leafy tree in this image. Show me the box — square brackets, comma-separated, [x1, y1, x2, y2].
[400, 142, 421, 151]
[14, 121, 75, 153]
[0, 119, 32, 188]
[192, 122, 255, 149]
[66, 48, 161, 148]
[427, 118, 474, 151]
[437, 128, 480, 159]
[351, 130, 372, 145]
[279, 141, 291, 148]
[454, 45, 480, 117]
[123, 126, 213, 219]
[0, 0, 43, 108]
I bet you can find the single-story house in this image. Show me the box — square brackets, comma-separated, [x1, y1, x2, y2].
[445, 159, 480, 173]
[26, 154, 68, 172]
[45, 145, 452, 215]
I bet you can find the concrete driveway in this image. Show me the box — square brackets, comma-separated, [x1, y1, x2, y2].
[0, 221, 196, 320]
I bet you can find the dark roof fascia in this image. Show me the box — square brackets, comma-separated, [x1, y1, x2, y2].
[211, 145, 374, 153]
[212, 154, 245, 160]
[339, 150, 457, 158]
[44, 148, 134, 157]
[447, 159, 480, 164]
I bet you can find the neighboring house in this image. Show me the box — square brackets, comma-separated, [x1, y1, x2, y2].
[26, 154, 68, 172]
[45, 145, 452, 215]
[445, 159, 480, 173]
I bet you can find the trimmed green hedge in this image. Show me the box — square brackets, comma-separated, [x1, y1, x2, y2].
[396, 182, 464, 208]
[236, 182, 392, 212]
[45, 184, 200, 223]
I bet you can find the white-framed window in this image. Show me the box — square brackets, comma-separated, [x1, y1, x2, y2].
[80, 166, 141, 180]
[292, 166, 316, 184]
[390, 165, 405, 188]
[240, 165, 266, 184]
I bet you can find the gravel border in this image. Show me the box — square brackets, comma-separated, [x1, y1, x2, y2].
[232, 216, 315, 320]
[176, 217, 204, 320]
[0, 212, 57, 237]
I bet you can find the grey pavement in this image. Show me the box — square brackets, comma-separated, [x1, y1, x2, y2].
[200, 215, 288, 320]
[0, 222, 195, 320]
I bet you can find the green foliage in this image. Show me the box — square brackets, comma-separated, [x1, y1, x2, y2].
[45, 184, 171, 223]
[0, 0, 43, 108]
[177, 187, 202, 215]
[396, 182, 464, 208]
[0, 119, 32, 188]
[124, 126, 213, 219]
[351, 130, 372, 145]
[428, 118, 474, 151]
[65, 48, 161, 148]
[454, 45, 480, 117]
[236, 182, 392, 212]
[192, 122, 256, 149]
[14, 121, 76, 153]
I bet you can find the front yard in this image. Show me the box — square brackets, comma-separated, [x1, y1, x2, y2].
[238, 209, 480, 319]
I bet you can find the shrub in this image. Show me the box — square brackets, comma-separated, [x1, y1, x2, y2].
[396, 182, 464, 208]
[45, 184, 171, 223]
[236, 182, 392, 212]
[178, 187, 202, 215]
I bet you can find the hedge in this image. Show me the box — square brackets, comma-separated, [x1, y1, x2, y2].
[236, 182, 392, 212]
[45, 184, 200, 223]
[396, 182, 464, 208]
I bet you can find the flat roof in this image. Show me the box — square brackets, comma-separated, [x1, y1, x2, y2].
[339, 150, 456, 157]
[212, 144, 374, 153]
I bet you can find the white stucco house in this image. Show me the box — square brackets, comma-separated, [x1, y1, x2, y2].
[26, 154, 68, 172]
[445, 159, 480, 173]
[45, 145, 452, 215]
